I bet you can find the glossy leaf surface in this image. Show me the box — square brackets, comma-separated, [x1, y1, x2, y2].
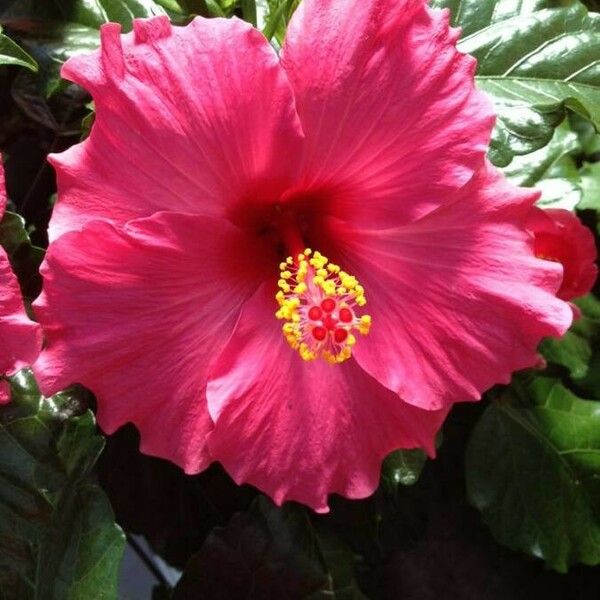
[0, 26, 37, 71]
[381, 449, 428, 489]
[173, 497, 365, 599]
[503, 120, 583, 209]
[0, 372, 125, 600]
[433, 0, 600, 165]
[541, 295, 600, 379]
[0, 211, 44, 300]
[0, 0, 167, 96]
[466, 376, 600, 572]
[579, 161, 600, 212]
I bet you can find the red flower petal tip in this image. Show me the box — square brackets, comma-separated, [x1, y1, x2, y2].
[527, 207, 598, 302]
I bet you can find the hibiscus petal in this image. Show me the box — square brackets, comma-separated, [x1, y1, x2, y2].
[281, 0, 494, 226]
[207, 284, 447, 512]
[48, 16, 304, 241]
[323, 163, 573, 410]
[0, 162, 41, 385]
[0, 246, 41, 378]
[34, 212, 273, 472]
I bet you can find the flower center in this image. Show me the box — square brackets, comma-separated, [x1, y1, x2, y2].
[275, 249, 371, 364]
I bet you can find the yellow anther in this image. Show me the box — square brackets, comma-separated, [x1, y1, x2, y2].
[322, 281, 336, 295]
[294, 282, 307, 294]
[309, 251, 328, 270]
[341, 275, 357, 289]
[338, 347, 352, 361]
[359, 315, 372, 335]
[323, 351, 336, 365]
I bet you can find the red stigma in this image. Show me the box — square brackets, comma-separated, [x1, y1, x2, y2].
[312, 326, 327, 341]
[308, 306, 322, 320]
[323, 314, 337, 330]
[321, 298, 336, 313]
[334, 328, 348, 343]
[339, 307, 353, 323]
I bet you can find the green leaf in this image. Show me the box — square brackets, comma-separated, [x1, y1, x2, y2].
[0, 211, 44, 301]
[200, 0, 227, 17]
[432, 0, 600, 166]
[567, 296, 600, 400]
[0, 26, 37, 71]
[381, 449, 427, 489]
[466, 376, 600, 572]
[570, 112, 600, 155]
[579, 161, 600, 211]
[1, 0, 167, 96]
[1, 0, 167, 30]
[0, 20, 99, 98]
[188, 0, 235, 17]
[0, 371, 125, 600]
[80, 101, 95, 140]
[51, 0, 167, 29]
[312, 527, 368, 600]
[541, 294, 600, 378]
[154, 0, 185, 13]
[534, 157, 583, 210]
[239, 0, 256, 26]
[502, 119, 583, 209]
[541, 329, 592, 378]
[261, 0, 299, 43]
[173, 496, 365, 599]
[220, 0, 238, 12]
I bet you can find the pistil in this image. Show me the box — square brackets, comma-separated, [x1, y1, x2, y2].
[275, 249, 371, 364]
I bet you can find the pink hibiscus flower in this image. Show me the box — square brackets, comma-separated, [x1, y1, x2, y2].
[527, 208, 597, 303]
[34, 1, 572, 511]
[0, 161, 42, 404]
